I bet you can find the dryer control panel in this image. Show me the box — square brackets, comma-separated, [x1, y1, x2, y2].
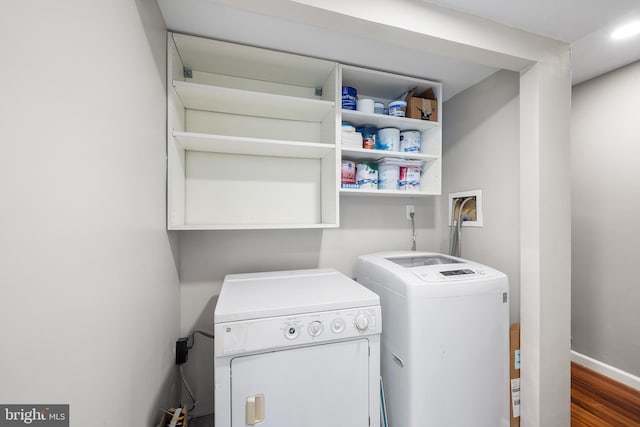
[215, 305, 381, 357]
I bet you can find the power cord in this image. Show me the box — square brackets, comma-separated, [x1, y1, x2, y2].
[410, 211, 417, 251]
[187, 330, 214, 349]
[179, 364, 197, 412]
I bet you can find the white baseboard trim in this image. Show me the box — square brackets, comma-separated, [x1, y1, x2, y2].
[571, 350, 640, 391]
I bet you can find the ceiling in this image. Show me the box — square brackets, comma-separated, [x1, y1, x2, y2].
[420, 0, 640, 84]
[158, 0, 640, 100]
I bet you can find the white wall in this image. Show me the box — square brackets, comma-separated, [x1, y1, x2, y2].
[0, 1, 180, 425]
[441, 70, 521, 322]
[180, 196, 443, 415]
[571, 60, 640, 377]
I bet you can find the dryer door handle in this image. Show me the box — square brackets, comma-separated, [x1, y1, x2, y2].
[392, 353, 405, 367]
[246, 394, 265, 425]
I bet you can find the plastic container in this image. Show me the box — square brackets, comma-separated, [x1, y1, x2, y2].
[342, 160, 356, 184]
[356, 162, 378, 189]
[357, 125, 377, 150]
[342, 86, 357, 110]
[376, 127, 400, 151]
[400, 130, 421, 152]
[341, 160, 357, 188]
[357, 98, 375, 114]
[374, 102, 385, 114]
[388, 100, 407, 117]
[399, 166, 421, 191]
[377, 162, 400, 190]
[377, 158, 423, 191]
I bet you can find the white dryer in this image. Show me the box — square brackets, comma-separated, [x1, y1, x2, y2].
[356, 251, 510, 427]
[214, 268, 381, 427]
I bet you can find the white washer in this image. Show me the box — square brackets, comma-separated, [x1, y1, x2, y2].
[214, 268, 381, 427]
[356, 251, 510, 427]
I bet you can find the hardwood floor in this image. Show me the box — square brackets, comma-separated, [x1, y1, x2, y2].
[571, 362, 640, 426]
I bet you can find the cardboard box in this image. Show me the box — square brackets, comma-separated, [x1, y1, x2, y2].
[405, 87, 438, 122]
[510, 323, 521, 427]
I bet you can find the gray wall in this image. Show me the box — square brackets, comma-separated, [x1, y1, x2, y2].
[571, 60, 640, 376]
[0, 1, 180, 425]
[441, 70, 521, 323]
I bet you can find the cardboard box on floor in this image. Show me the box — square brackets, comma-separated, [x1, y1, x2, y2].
[405, 87, 438, 122]
[510, 323, 521, 427]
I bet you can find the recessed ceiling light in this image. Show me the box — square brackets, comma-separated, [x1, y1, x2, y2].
[611, 21, 640, 40]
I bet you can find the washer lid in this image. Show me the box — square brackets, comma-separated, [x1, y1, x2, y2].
[357, 251, 508, 297]
[214, 268, 380, 323]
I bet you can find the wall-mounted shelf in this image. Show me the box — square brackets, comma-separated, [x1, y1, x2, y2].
[340, 147, 438, 162]
[174, 131, 335, 158]
[173, 81, 335, 122]
[341, 109, 439, 133]
[340, 188, 439, 197]
[339, 65, 442, 196]
[167, 32, 340, 230]
[166, 33, 442, 230]
[169, 223, 337, 231]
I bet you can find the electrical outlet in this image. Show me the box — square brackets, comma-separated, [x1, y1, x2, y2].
[406, 205, 415, 220]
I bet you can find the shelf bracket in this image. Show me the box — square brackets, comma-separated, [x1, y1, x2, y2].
[183, 67, 193, 79]
[315, 87, 323, 97]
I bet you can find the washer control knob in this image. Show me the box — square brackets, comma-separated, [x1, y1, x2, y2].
[355, 314, 369, 331]
[308, 320, 324, 337]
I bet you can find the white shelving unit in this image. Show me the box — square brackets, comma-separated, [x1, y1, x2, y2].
[166, 33, 442, 229]
[339, 65, 442, 196]
[167, 33, 340, 230]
